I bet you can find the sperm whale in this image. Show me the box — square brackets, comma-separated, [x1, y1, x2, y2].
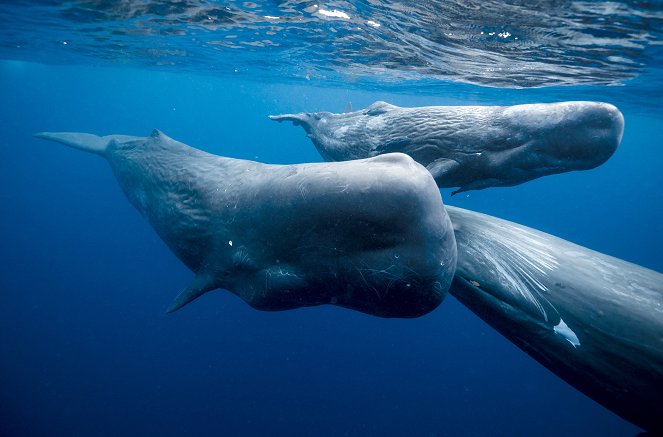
[447, 206, 663, 433]
[270, 101, 624, 194]
[34, 130, 457, 318]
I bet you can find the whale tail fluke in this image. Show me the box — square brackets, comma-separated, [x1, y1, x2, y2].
[268, 113, 305, 124]
[268, 113, 314, 132]
[34, 132, 111, 155]
[167, 273, 217, 313]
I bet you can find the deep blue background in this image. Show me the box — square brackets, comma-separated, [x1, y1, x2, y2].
[1, 61, 661, 436]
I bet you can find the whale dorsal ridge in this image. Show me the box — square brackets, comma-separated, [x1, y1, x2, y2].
[150, 129, 171, 140]
[365, 101, 397, 116]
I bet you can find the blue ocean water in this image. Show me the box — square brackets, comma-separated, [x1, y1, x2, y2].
[1, 2, 662, 436]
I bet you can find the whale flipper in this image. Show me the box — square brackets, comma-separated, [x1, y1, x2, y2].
[451, 178, 501, 196]
[167, 273, 217, 313]
[35, 132, 142, 155]
[427, 158, 460, 183]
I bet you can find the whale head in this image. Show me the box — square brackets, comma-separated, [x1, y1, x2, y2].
[504, 101, 624, 171]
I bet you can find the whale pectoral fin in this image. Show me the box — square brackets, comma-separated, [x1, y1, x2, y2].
[166, 273, 217, 313]
[427, 158, 460, 183]
[451, 178, 501, 196]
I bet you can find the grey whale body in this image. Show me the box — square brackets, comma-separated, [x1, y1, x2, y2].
[35, 119, 658, 432]
[35, 130, 457, 318]
[447, 206, 663, 434]
[271, 101, 624, 194]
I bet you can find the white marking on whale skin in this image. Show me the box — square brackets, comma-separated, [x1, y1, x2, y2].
[366, 115, 387, 131]
[554, 318, 581, 347]
[335, 125, 349, 138]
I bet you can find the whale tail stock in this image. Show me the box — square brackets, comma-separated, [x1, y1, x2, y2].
[268, 113, 314, 133]
[34, 131, 112, 155]
[34, 131, 146, 156]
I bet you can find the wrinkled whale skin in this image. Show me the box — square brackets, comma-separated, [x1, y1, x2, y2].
[270, 101, 624, 194]
[447, 206, 663, 433]
[35, 130, 457, 318]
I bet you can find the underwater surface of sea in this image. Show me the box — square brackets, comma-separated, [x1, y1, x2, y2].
[1, 1, 662, 436]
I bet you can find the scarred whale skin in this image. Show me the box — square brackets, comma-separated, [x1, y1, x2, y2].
[270, 101, 624, 194]
[446, 206, 663, 433]
[34, 130, 457, 318]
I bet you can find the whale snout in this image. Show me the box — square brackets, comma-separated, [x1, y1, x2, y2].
[577, 102, 624, 144]
[510, 101, 624, 170]
[559, 102, 624, 168]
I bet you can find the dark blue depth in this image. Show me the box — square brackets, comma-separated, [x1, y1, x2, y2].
[0, 62, 661, 436]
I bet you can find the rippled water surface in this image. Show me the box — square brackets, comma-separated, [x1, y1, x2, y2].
[2, 0, 662, 89]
